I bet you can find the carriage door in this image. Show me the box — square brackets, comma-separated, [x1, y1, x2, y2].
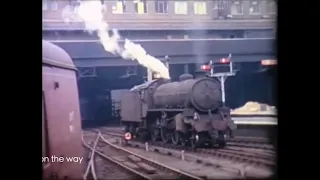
[42, 92, 50, 174]
[120, 92, 142, 122]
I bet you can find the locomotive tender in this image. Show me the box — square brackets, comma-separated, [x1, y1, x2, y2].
[120, 73, 231, 148]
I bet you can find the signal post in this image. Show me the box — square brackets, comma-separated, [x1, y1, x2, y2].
[201, 54, 236, 105]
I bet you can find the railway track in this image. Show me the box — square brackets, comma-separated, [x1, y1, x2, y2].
[221, 146, 275, 157]
[97, 128, 275, 154]
[98, 131, 272, 178]
[83, 134, 143, 180]
[228, 137, 274, 150]
[91, 129, 275, 170]
[195, 148, 275, 168]
[130, 139, 275, 168]
[99, 127, 275, 151]
[83, 131, 204, 180]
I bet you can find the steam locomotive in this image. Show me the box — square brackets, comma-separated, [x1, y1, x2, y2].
[120, 73, 233, 148]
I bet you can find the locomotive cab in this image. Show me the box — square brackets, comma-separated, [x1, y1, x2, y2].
[120, 79, 168, 140]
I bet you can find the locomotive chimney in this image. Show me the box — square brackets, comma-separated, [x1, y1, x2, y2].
[147, 69, 153, 81]
[147, 56, 170, 81]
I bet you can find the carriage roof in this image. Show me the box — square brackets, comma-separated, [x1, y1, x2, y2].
[42, 40, 76, 70]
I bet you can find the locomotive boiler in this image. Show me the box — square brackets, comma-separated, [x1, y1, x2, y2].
[120, 74, 231, 148]
[152, 74, 222, 112]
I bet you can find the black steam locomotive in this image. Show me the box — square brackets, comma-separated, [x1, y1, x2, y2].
[120, 74, 232, 148]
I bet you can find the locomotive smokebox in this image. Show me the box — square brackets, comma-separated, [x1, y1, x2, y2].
[152, 77, 222, 112]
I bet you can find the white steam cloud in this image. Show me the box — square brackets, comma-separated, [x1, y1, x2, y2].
[62, 1, 170, 79]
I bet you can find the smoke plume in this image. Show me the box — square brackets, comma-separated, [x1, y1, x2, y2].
[62, 1, 170, 79]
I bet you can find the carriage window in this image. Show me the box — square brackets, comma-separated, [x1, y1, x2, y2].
[134, 0, 148, 14]
[249, 1, 261, 14]
[230, 1, 244, 15]
[112, 0, 127, 14]
[174, 1, 187, 14]
[194, 1, 207, 15]
[42, 92, 50, 162]
[155, 0, 168, 14]
[267, 1, 276, 15]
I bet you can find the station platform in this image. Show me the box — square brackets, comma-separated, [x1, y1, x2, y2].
[232, 116, 277, 125]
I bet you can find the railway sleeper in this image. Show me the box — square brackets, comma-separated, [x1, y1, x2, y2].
[122, 161, 141, 170]
[137, 162, 157, 174]
[147, 174, 181, 180]
[128, 155, 142, 162]
[110, 156, 127, 162]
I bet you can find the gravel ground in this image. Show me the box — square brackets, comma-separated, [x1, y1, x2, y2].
[85, 129, 274, 179]
[83, 134, 139, 180]
[120, 145, 242, 179]
[93, 153, 138, 180]
[113, 139, 274, 179]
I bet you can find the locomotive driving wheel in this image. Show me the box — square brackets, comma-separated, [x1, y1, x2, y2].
[190, 131, 199, 149]
[137, 129, 149, 142]
[160, 127, 171, 143]
[171, 131, 187, 146]
[217, 132, 227, 148]
[171, 131, 180, 145]
[151, 128, 160, 142]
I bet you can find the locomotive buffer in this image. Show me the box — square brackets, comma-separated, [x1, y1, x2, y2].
[201, 54, 236, 105]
